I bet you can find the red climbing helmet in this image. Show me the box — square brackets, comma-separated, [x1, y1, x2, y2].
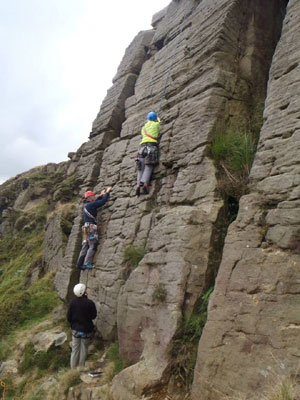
[84, 190, 95, 199]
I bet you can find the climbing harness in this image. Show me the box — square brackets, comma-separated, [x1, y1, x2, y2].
[72, 330, 91, 339]
[140, 143, 158, 163]
[83, 215, 110, 290]
[83, 223, 98, 241]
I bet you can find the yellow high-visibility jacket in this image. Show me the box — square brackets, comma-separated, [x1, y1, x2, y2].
[140, 120, 160, 144]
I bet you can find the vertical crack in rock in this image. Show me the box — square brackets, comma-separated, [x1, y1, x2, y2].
[206, 196, 239, 286]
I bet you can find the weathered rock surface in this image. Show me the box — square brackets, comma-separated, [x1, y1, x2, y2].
[0, 0, 295, 399]
[192, 1, 300, 399]
[47, 0, 288, 397]
[67, 383, 112, 400]
[32, 329, 67, 352]
[0, 360, 18, 375]
[91, 30, 155, 138]
[43, 212, 64, 272]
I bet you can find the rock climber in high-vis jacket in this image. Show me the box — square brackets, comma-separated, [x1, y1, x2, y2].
[77, 186, 112, 270]
[136, 112, 161, 196]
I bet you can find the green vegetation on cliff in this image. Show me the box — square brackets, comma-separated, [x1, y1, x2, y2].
[107, 342, 124, 376]
[19, 342, 70, 375]
[211, 129, 255, 174]
[211, 102, 263, 199]
[171, 287, 214, 389]
[0, 201, 61, 358]
[123, 245, 146, 269]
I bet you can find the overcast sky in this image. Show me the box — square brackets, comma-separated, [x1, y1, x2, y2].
[0, 0, 171, 183]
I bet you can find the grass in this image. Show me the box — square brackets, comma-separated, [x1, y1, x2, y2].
[0, 236, 61, 358]
[0, 199, 61, 338]
[223, 377, 297, 400]
[211, 100, 263, 200]
[0, 332, 17, 360]
[23, 273, 61, 323]
[0, 167, 79, 400]
[57, 203, 77, 253]
[262, 378, 296, 400]
[55, 174, 80, 203]
[211, 129, 255, 175]
[211, 128, 256, 198]
[62, 370, 81, 395]
[60, 204, 77, 237]
[23, 168, 80, 204]
[22, 385, 46, 400]
[19, 342, 70, 375]
[1, 167, 81, 213]
[3, 366, 81, 400]
[107, 342, 123, 376]
[0, 233, 43, 334]
[0, 263, 60, 336]
[124, 245, 146, 269]
[48, 368, 81, 397]
[171, 287, 214, 388]
[92, 383, 112, 400]
[152, 284, 167, 303]
[0, 376, 34, 400]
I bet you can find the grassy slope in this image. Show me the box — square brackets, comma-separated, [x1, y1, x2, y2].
[0, 167, 80, 399]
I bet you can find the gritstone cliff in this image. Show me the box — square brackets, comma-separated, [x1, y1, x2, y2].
[1, 0, 299, 399]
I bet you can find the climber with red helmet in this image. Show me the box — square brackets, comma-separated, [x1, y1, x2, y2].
[136, 111, 161, 196]
[67, 283, 97, 369]
[76, 186, 112, 270]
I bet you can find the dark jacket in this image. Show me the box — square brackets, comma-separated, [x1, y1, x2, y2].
[83, 193, 110, 224]
[67, 296, 97, 333]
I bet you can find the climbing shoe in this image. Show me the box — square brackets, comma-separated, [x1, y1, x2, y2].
[143, 185, 149, 195]
[79, 264, 93, 270]
[136, 186, 140, 196]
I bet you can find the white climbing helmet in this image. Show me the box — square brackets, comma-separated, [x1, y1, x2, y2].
[73, 283, 86, 297]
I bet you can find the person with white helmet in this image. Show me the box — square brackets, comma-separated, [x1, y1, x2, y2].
[77, 186, 112, 270]
[67, 283, 97, 369]
[135, 111, 161, 196]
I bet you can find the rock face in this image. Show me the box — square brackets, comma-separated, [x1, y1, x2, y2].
[192, 1, 300, 399]
[32, 329, 67, 352]
[43, 212, 64, 272]
[0, 0, 296, 398]
[54, 0, 286, 398]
